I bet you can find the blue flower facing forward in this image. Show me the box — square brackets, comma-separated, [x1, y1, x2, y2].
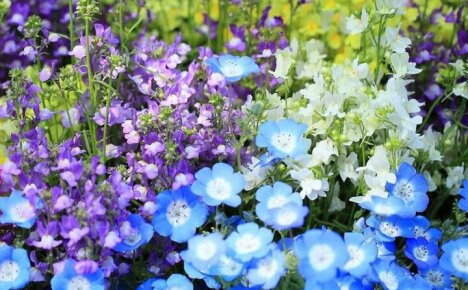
[152, 186, 208, 243]
[191, 163, 245, 207]
[226, 222, 273, 263]
[440, 237, 468, 281]
[0, 190, 40, 229]
[458, 180, 468, 212]
[0, 245, 30, 289]
[137, 274, 193, 290]
[113, 214, 154, 252]
[51, 259, 104, 290]
[256, 119, 311, 159]
[404, 237, 439, 270]
[205, 54, 260, 82]
[343, 232, 377, 278]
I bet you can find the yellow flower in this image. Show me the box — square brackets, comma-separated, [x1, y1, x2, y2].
[322, 0, 338, 11]
[345, 34, 361, 50]
[327, 31, 342, 50]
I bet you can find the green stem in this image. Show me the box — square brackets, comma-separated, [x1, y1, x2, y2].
[101, 77, 113, 162]
[119, 0, 124, 51]
[84, 14, 98, 155]
[69, 0, 74, 48]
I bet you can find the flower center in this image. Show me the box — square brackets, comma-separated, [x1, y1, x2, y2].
[235, 234, 261, 255]
[379, 222, 400, 237]
[275, 209, 298, 226]
[166, 200, 191, 226]
[68, 275, 91, 290]
[308, 244, 335, 271]
[345, 245, 364, 269]
[426, 270, 444, 286]
[452, 248, 468, 273]
[267, 195, 288, 209]
[271, 132, 296, 153]
[196, 241, 217, 261]
[220, 60, 243, 77]
[206, 178, 232, 200]
[395, 181, 414, 203]
[124, 230, 142, 246]
[0, 260, 20, 282]
[10, 202, 35, 222]
[414, 246, 429, 261]
[257, 258, 278, 278]
[378, 271, 398, 290]
[218, 255, 243, 276]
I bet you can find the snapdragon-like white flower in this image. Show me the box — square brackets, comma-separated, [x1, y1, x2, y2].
[290, 168, 329, 200]
[310, 139, 338, 167]
[446, 165, 467, 194]
[453, 81, 468, 99]
[240, 157, 271, 191]
[376, 0, 405, 15]
[271, 47, 294, 79]
[346, 8, 369, 35]
[390, 53, 421, 78]
[338, 152, 359, 183]
[383, 27, 411, 53]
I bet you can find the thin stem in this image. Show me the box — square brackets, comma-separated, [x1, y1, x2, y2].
[119, 0, 124, 51]
[69, 0, 75, 48]
[101, 77, 113, 162]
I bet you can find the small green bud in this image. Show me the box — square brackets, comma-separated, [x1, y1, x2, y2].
[23, 15, 43, 39]
[76, 0, 100, 21]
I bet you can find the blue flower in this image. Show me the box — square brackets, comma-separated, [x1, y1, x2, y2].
[51, 259, 105, 290]
[294, 229, 348, 283]
[181, 233, 226, 275]
[191, 163, 245, 207]
[366, 215, 415, 242]
[417, 266, 453, 289]
[440, 237, 468, 281]
[152, 186, 208, 243]
[0, 245, 30, 289]
[246, 245, 286, 289]
[404, 237, 439, 270]
[256, 119, 311, 159]
[343, 232, 377, 278]
[137, 274, 193, 290]
[458, 180, 468, 212]
[226, 222, 273, 262]
[255, 182, 308, 230]
[359, 196, 414, 218]
[412, 215, 442, 243]
[205, 54, 260, 82]
[113, 214, 154, 252]
[0, 190, 40, 228]
[370, 260, 409, 290]
[386, 162, 429, 214]
[208, 252, 244, 282]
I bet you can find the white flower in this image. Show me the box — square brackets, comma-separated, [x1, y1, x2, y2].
[376, 0, 404, 15]
[310, 139, 338, 167]
[384, 27, 411, 53]
[453, 82, 468, 99]
[290, 168, 329, 200]
[390, 53, 421, 78]
[328, 182, 346, 212]
[338, 152, 359, 183]
[241, 157, 271, 191]
[423, 171, 437, 192]
[446, 166, 467, 194]
[271, 48, 294, 79]
[346, 8, 369, 35]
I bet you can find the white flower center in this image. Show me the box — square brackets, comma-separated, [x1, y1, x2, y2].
[308, 244, 336, 271]
[395, 181, 414, 203]
[0, 261, 20, 282]
[196, 240, 217, 261]
[235, 234, 261, 255]
[413, 246, 428, 261]
[257, 258, 278, 278]
[124, 230, 142, 246]
[275, 209, 298, 226]
[68, 276, 91, 290]
[220, 60, 243, 77]
[218, 255, 243, 276]
[10, 202, 35, 222]
[271, 132, 296, 153]
[166, 200, 191, 226]
[41, 235, 56, 248]
[267, 195, 288, 209]
[344, 245, 364, 270]
[378, 271, 398, 290]
[426, 269, 444, 286]
[206, 178, 232, 200]
[379, 222, 400, 237]
[451, 248, 468, 273]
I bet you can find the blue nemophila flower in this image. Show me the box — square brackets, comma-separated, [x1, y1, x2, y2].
[440, 237, 468, 281]
[0, 245, 30, 289]
[417, 266, 453, 289]
[404, 237, 439, 270]
[343, 232, 377, 278]
[152, 186, 208, 243]
[399, 276, 433, 290]
[226, 222, 273, 262]
[294, 228, 349, 283]
[191, 163, 245, 207]
[0, 190, 40, 228]
[113, 214, 154, 252]
[181, 233, 226, 275]
[370, 260, 410, 290]
[205, 54, 260, 82]
[386, 162, 429, 214]
[337, 274, 374, 290]
[359, 196, 414, 218]
[137, 274, 193, 290]
[412, 215, 442, 243]
[256, 119, 311, 159]
[208, 252, 244, 282]
[366, 215, 415, 242]
[51, 259, 104, 290]
[255, 182, 308, 230]
[458, 180, 468, 212]
[246, 245, 286, 290]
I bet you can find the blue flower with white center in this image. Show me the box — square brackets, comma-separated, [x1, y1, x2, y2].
[255, 182, 308, 230]
[51, 259, 104, 290]
[375, 239, 396, 261]
[256, 119, 311, 159]
[181, 233, 226, 275]
[458, 180, 468, 212]
[294, 229, 349, 283]
[304, 279, 340, 290]
[0, 190, 40, 229]
[246, 245, 286, 290]
[226, 222, 273, 262]
[113, 214, 154, 252]
[370, 260, 409, 290]
[366, 215, 415, 242]
[0, 245, 30, 289]
[191, 163, 245, 207]
[417, 266, 453, 290]
[440, 237, 468, 281]
[205, 54, 260, 83]
[404, 237, 439, 270]
[412, 215, 442, 243]
[343, 232, 377, 278]
[152, 186, 208, 243]
[385, 162, 429, 214]
[359, 196, 414, 218]
[137, 274, 193, 290]
[336, 274, 373, 290]
[208, 252, 244, 282]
